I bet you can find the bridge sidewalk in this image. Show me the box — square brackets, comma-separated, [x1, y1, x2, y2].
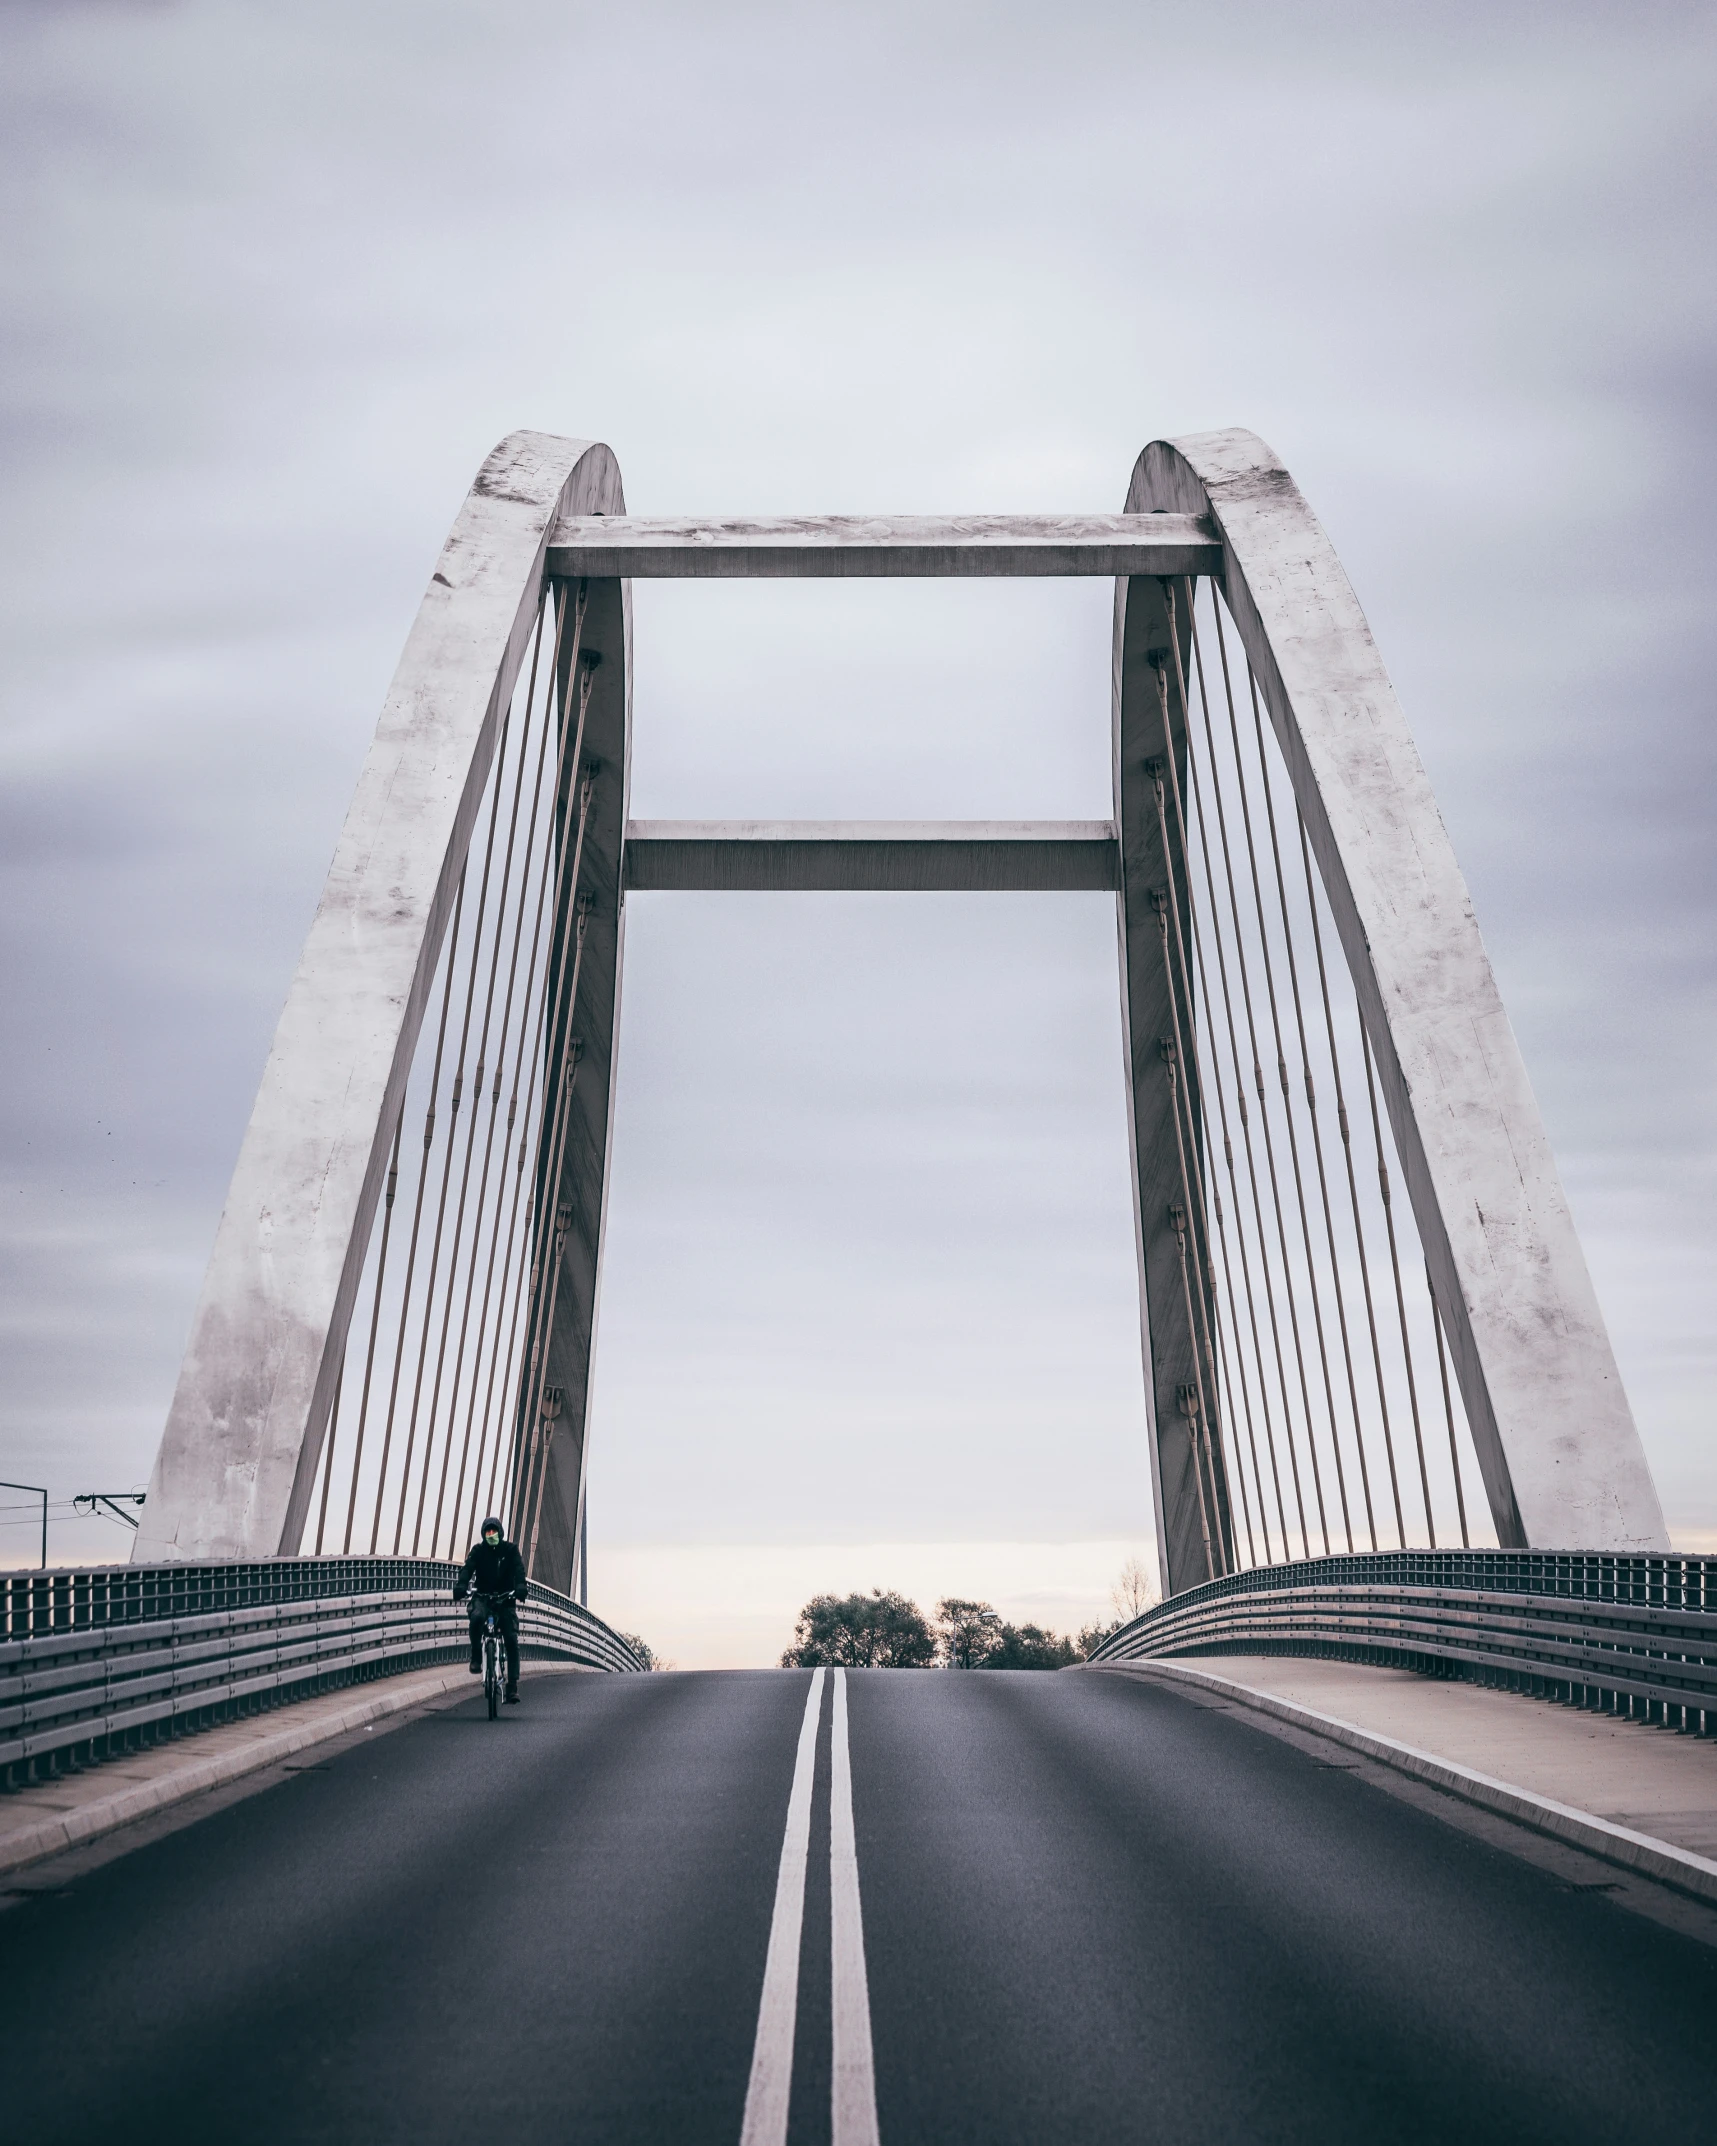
[0, 1660, 594, 1879]
[1101, 1655, 1717, 1898]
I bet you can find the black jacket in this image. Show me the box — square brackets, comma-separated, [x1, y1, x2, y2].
[456, 1538, 528, 1602]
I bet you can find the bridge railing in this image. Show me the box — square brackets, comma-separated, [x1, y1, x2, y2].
[1, 1555, 642, 1788]
[1088, 1550, 1716, 1733]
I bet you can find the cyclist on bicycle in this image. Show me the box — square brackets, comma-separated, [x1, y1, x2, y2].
[454, 1517, 528, 1704]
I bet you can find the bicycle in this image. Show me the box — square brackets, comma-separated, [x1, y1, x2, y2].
[466, 1589, 517, 1720]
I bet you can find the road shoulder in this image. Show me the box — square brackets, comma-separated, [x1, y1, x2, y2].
[1094, 1656, 1717, 1947]
[0, 1659, 596, 1888]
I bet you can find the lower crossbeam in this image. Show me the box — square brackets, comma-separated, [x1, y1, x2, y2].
[622, 821, 1118, 893]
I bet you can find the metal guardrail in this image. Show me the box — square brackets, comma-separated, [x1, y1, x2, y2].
[2, 1554, 643, 1787]
[1088, 1550, 1717, 1733]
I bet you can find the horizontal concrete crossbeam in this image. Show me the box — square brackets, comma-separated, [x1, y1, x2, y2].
[547, 512, 1221, 579]
[622, 820, 1119, 891]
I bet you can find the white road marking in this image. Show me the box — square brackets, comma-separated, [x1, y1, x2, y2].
[830, 1670, 881, 2146]
[740, 1669, 826, 2146]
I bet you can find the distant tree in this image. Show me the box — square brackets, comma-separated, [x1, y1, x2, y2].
[781, 1589, 937, 1668]
[1072, 1555, 1158, 1662]
[979, 1621, 1079, 1670]
[936, 1596, 1080, 1670]
[1111, 1554, 1158, 1625]
[936, 1597, 1003, 1668]
[618, 1631, 671, 1671]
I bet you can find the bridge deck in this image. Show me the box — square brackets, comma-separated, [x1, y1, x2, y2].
[3, 1667, 1714, 2142]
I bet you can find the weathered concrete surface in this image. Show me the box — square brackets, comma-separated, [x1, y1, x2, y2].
[547, 511, 1220, 578]
[623, 820, 1117, 891]
[137, 434, 624, 1563]
[1135, 430, 1666, 1553]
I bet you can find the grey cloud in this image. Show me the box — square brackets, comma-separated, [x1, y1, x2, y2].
[1, 0, 1710, 1570]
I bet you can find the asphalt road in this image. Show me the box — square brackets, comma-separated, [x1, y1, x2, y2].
[5, 1664, 1715, 2144]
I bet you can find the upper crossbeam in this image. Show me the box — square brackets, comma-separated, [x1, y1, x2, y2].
[546, 513, 1221, 579]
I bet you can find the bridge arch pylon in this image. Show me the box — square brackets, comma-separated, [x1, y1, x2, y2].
[1114, 431, 1664, 1590]
[136, 432, 630, 1583]
[134, 427, 1667, 1595]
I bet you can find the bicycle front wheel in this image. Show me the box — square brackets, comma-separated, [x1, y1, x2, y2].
[485, 1640, 500, 1720]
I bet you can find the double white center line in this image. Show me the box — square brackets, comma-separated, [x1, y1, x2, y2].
[740, 1669, 880, 2146]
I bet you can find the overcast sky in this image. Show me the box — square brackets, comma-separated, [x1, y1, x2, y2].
[2, 0, 1712, 1661]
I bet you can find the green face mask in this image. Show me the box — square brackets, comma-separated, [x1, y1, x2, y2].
[484, 1532, 500, 1544]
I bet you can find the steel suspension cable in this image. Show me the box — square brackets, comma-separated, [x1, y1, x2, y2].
[1160, 1049, 1219, 1584]
[1162, 601, 1289, 1565]
[1192, 1088, 1267, 1567]
[437, 597, 572, 1554]
[413, 593, 555, 1555]
[1206, 600, 1318, 1554]
[1295, 809, 1395, 1548]
[457, 602, 593, 1547]
[469, 660, 599, 1545]
[477, 1174, 539, 1533]
[1244, 666, 1356, 1551]
[1192, 595, 1300, 1558]
[464, 1069, 547, 1543]
[1429, 1264, 1472, 1547]
[500, 785, 599, 1555]
[1149, 622, 1244, 1566]
[1193, 1096, 1263, 1577]
[1360, 1025, 1437, 1543]
[1183, 854, 1273, 1568]
[1226, 660, 1344, 1552]
[508, 762, 609, 1561]
[415, 628, 555, 1555]
[312, 1364, 344, 1555]
[340, 1111, 404, 1553]
[516, 1026, 588, 1568]
[1146, 871, 1226, 1560]
[471, 1040, 558, 1546]
[1185, 591, 1293, 1562]
[1180, 630, 1277, 1562]
[366, 864, 468, 1552]
[1145, 754, 1231, 1569]
[1185, 613, 1291, 1562]
[511, 874, 599, 1555]
[392, 682, 526, 1555]
[1217, 627, 1331, 1550]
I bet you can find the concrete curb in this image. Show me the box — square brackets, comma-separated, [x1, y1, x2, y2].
[1098, 1659, 1717, 1906]
[0, 1659, 593, 1878]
